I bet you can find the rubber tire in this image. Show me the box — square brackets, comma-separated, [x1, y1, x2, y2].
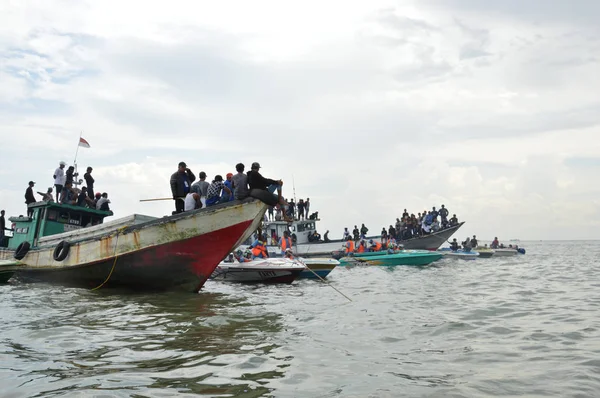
[53, 241, 71, 262]
[14, 241, 31, 260]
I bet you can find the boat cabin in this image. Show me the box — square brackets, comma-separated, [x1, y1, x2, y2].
[6, 201, 113, 250]
[264, 219, 319, 245]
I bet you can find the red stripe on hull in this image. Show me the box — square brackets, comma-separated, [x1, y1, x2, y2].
[16, 220, 253, 292]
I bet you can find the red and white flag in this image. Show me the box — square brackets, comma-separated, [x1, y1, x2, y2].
[78, 137, 91, 148]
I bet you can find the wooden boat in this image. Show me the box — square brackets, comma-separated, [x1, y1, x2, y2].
[297, 258, 339, 279]
[338, 250, 442, 266]
[210, 258, 305, 284]
[0, 198, 268, 292]
[260, 219, 465, 257]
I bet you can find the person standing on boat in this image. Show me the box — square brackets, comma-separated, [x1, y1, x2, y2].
[231, 163, 250, 200]
[247, 162, 292, 222]
[170, 162, 195, 214]
[360, 224, 368, 239]
[343, 227, 350, 241]
[471, 235, 478, 249]
[53, 161, 66, 197]
[491, 237, 499, 249]
[297, 199, 305, 220]
[65, 166, 77, 187]
[305, 198, 310, 218]
[84, 167, 95, 199]
[439, 205, 449, 227]
[24, 181, 36, 217]
[279, 230, 293, 255]
[352, 225, 359, 241]
[0, 210, 8, 247]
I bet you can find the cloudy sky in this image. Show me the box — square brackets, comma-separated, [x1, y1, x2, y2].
[1, 0, 598, 241]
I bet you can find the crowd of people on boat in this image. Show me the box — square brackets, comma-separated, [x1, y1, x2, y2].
[448, 236, 522, 252]
[341, 205, 459, 243]
[20, 160, 112, 218]
[171, 161, 294, 221]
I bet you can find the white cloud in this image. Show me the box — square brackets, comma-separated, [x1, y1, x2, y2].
[0, 0, 598, 241]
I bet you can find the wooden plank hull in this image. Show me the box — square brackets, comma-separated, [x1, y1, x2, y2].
[1, 199, 267, 292]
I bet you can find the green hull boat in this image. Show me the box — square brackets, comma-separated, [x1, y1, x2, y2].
[339, 250, 442, 266]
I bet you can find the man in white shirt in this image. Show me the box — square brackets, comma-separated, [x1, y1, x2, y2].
[184, 193, 201, 212]
[53, 161, 66, 197]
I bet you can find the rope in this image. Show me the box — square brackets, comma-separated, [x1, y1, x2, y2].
[91, 226, 128, 291]
[296, 257, 352, 302]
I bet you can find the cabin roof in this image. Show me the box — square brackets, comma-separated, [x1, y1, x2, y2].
[28, 201, 112, 216]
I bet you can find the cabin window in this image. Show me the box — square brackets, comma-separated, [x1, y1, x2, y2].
[47, 210, 58, 221]
[297, 224, 306, 232]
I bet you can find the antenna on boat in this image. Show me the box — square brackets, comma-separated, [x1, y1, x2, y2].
[292, 174, 297, 203]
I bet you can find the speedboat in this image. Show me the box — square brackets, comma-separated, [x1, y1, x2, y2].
[210, 257, 305, 284]
[438, 248, 480, 260]
[493, 248, 518, 257]
[297, 257, 339, 279]
[475, 247, 495, 258]
[338, 250, 442, 266]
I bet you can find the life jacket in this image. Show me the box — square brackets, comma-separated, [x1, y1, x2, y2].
[374, 242, 382, 251]
[345, 240, 355, 253]
[280, 237, 292, 252]
[252, 243, 267, 258]
[357, 243, 365, 253]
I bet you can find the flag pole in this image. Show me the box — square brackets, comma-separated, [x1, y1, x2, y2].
[73, 131, 82, 186]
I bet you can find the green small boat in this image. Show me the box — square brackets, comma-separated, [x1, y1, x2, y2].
[0, 260, 23, 283]
[339, 250, 442, 266]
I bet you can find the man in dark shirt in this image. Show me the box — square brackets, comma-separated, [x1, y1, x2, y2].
[84, 166, 95, 199]
[247, 162, 291, 222]
[0, 209, 7, 246]
[170, 162, 195, 214]
[25, 181, 36, 218]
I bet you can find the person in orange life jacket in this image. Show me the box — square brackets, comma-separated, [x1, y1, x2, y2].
[170, 162, 195, 214]
[356, 240, 366, 253]
[368, 239, 382, 252]
[246, 162, 292, 222]
[344, 240, 355, 254]
[251, 239, 268, 259]
[279, 231, 293, 255]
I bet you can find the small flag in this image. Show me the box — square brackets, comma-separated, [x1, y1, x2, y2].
[79, 137, 91, 148]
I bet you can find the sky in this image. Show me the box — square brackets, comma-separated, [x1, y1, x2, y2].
[0, 0, 599, 241]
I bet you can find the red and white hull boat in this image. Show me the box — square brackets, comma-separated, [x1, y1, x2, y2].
[1, 199, 268, 292]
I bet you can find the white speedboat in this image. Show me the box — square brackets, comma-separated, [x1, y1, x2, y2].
[493, 248, 518, 257]
[439, 248, 480, 260]
[210, 257, 305, 284]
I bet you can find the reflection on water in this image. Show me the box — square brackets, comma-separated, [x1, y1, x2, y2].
[0, 285, 285, 397]
[2, 241, 600, 397]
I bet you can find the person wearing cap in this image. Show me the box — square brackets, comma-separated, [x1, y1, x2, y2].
[471, 235, 478, 249]
[222, 173, 234, 202]
[170, 162, 195, 214]
[247, 162, 292, 222]
[84, 166, 95, 200]
[205, 175, 232, 207]
[24, 181, 36, 217]
[53, 161, 67, 197]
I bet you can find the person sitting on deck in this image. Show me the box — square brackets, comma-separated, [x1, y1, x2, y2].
[38, 187, 54, 202]
[448, 238, 459, 252]
[308, 230, 321, 242]
[344, 239, 355, 254]
[206, 175, 232, 207]
[368, 239, 382, 252]
[279, 231, 293, 255]
[251, 240, 268, 259]
[77, 186, 96, 208]
[449, 214, 458, 226]
[60, 182, 77, 205]
[247, 162, 292, 222]
[223, 173, 235, 202]
[356, 239, 366, 253]
[431, 217, 440, 232]
[96, 193, 111, 212]
[462, 237, 472, 252]
[184, 192, 201, 212]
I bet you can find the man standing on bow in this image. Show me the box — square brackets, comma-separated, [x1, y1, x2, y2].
[170, 162, 195, 214]
[53, 161, 66, 197]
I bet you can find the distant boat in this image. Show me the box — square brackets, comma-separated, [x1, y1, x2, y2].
[260, 218, 465, 257]
[509, 239, 521, 242]
[438, 248, 479, 260]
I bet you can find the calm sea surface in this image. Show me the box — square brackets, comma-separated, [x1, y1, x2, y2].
[2, 241, 600, 397]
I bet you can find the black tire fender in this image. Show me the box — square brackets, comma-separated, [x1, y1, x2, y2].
[14, 241, 31, 260]
[53, 241, 71, 262]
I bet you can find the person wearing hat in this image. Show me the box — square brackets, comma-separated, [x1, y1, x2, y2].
[247, 162, 292, 222]
[24, 181, 36, 218]
[169, 161, 195, 214]
[205, 175, 232, 207]
[53, 161, 67, 197]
